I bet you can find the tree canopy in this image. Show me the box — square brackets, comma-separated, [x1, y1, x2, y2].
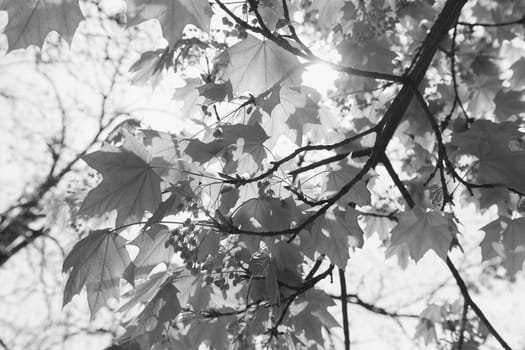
[1, 0, 525, 349]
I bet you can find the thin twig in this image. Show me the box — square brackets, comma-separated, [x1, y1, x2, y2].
[339, 269, 350, 350]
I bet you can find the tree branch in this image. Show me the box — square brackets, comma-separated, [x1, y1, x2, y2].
[446, 257, 511, 350]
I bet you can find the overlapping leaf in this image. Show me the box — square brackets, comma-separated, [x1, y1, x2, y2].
[125, 0, 212, 46]
[304, 207, 364, 269]
[125, 224, 174, 282]
[451, 120, 525, 194]
[121, 282, 181, 347]
[502, 217, 525, 277]
[63, 229, 131, 317]
[289, 289, 340, 345]
[323, 161, 371, 206]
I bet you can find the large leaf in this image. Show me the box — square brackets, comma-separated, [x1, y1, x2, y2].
[390, 209, 456, 262]
[78, 134, 163, 227]
[220, 35, 302, 95]
[0, 0, 83, 51]
[451, 120, 525, 193]
[63, 229, 131, 317]
[125, 0, 212, 46]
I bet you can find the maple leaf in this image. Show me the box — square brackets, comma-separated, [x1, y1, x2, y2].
[222, 123, 270, 171]
[501, 217, 525, 277]
[337, 38, 397, 74]
[289, 289, 340, 345]
[121, 282, 181, 347]
[467, 76, 500, 117]
[364, 215, 396, 240]
[187, 315, 235, 350]
[414, 304, 443, 345]
[233, 197, 295, 233]
[125, 225, 174, 282]
[508, 57, 525, 90]
[451, 120, 525, 193]
[285, 87, 321, 145]
[219, 35, 303, 95]
[78, 134, 163, 227]
[185, 139, 226, 164]
[129, 47, 172, 86]
[494, 90, 525, 121]
[322, 161, 371, 206]
[257, 0, 284, 31]
[198, 81, 233, 102]
[0, 0, 83, 51]
[311, 0, 345, 29]
[305, 207, 364, 269]
[187, 274, 211, 312]
[125, 0, 212, 47]
[143, 181, 194, 231]
[390, 209, 456, 263]
[120, 271, 169, 313]
[63, 229, 131, 317]
[479, 218, 504, 261]
[173, 77, 204, 118]
[233, 197, 296, 251]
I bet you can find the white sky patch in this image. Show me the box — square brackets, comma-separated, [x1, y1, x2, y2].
[302, 63, 338, 97]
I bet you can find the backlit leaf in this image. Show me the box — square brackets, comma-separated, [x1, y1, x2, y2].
[78, 134, 163, 227]
[125, 0, 212, 47]
[63, 229, 131, 317]
[126, 225, 174, 282]
[0, 0, 83, 51]
[220, 35, 303, 95]
[390, 209, 456, 262]
[502, 217, 525, 277]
